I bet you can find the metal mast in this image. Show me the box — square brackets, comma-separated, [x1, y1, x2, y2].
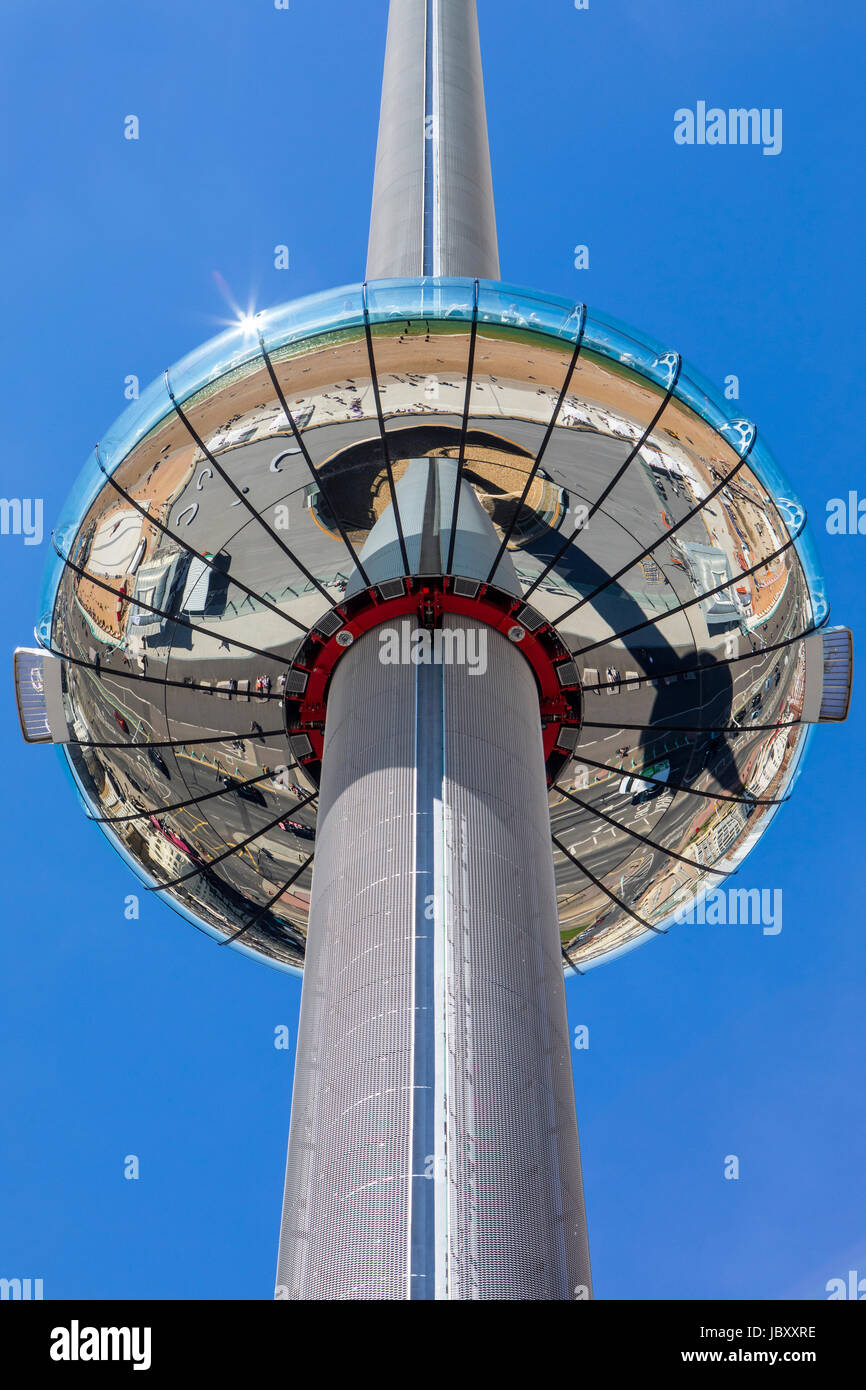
[366, 0, 500, 279]
[276, 1, 591, 1300]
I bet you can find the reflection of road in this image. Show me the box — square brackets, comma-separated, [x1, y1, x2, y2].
[145, 405, 778, 674]
[159, 413, 686, 636]
[553, 580, 805, 925]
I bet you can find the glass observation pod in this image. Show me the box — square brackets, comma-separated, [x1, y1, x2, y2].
[35, 277, 833, 977]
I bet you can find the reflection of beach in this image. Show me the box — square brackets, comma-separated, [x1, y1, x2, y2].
[78, 326, 749, 545]
[749, 554, 790, 623]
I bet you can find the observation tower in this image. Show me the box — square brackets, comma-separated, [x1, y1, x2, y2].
[14, 0, 852, 1301]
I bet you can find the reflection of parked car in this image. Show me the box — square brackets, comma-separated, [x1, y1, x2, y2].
[619, 759, 670, 801]
[147, 746, 171, 779]
[221, 776, 267, 807]
[705, 736, 733, 777]
[278, 819, 315, 841]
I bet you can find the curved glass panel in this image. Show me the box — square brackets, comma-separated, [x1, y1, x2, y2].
[99, 371, 175, 474]
[36, 276, 830, 976]
[259, 283, 366, 352]
[793, 526, 829, 624]
[166, 324, 260, 409]
[745, 435, 806, 537]
[37, 448, 103, 645]
[674, 365, 744, 441]
[477, 280, 584, 343]
[583, 309, 675, 390]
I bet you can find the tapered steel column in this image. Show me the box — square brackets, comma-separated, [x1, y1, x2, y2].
[366, 0, 500, 279]
[276, 617, 591, 1299]
[276, 3, 590, 1300]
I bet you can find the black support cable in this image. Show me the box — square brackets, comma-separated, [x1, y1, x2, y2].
[221, 852, 315, 946]
[556, 785, 730, 876]
[559, 753, 790, 806]
[551, 429, 758, 624]
[552, 832, 666, 936]
[165, 374, 335, 606]
[445, 279, 480, 574]
[361, 283, 411, 576]
[257, 338, 373, 588]
[561, 945, 585, 977]
[571, 530, 802, 659]
[49, 647, 286, 702]
[94, 447, 308, 635]
[89, 763, 299, 824]
[522, 356, 683, 602]
[580, 717, 801, 734]
[485, 303, 587, 583]
[147, 789, 319, 891]
[71, 729, 287, 752]
[52, 537, 289, 665]
[576, 615, 829, 693]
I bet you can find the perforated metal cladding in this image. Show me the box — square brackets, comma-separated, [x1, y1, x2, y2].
[276, 629, 416, 1300]
[366, 0, 500, 281]
[276, 617, 591, 1299]
[440, 617, 591, 1299]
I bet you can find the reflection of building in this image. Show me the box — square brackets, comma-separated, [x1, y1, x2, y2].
[694, 804, 752, 862]
[674, 539, 739, 627]
[141, 827, 188, 879]
[129, 551, 187, 637]
[12, 0, 853, 1304]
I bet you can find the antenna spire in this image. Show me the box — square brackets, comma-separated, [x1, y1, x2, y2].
[366, 0, 500, 280]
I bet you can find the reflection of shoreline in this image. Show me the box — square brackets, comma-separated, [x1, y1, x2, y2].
[743, 569, 791, 630]
[72, 590, 123, 649]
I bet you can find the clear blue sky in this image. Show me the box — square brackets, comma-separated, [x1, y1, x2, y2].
[1, 0, 863, 1300]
